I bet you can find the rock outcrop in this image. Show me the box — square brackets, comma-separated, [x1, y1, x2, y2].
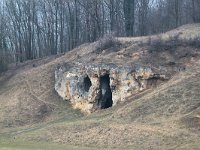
[55, 63, 169, 113]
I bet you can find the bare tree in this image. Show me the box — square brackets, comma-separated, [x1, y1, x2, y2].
[0, 0, 199, 67]
[124, 0, 136, 36]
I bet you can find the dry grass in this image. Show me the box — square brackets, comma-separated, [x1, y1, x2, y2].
[15, 59, 200, 149]
[1, 24, 200, 149]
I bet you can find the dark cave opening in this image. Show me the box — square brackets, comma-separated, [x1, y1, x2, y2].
[83, 75, 92, 92]
[98, 74, 113, 109]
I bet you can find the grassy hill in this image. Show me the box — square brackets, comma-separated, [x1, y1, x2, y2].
[0, 24, 200, 150]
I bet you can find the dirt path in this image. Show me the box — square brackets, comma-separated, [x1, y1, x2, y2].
[24, 79, 58, 107]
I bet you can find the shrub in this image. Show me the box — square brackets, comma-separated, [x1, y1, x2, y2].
[0, 55, 8, 73]
[148, 35, 171, 53]
[184, 36, 200, 48]
[149, 35, 164, 50]
[95, 33, 120, 52]
[96, 32, 200, 55]
[148, 32, 200, 53]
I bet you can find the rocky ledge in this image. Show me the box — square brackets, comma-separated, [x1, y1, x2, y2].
[55, 63, 169, 113]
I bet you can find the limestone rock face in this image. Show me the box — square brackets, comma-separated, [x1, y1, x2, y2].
[55, 63, 168, 113]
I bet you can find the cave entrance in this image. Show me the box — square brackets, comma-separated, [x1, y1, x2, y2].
[83, 75, 92, 92]
[98, 74, 113, 109]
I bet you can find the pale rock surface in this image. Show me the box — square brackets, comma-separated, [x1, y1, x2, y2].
[55, 63, 168, 113]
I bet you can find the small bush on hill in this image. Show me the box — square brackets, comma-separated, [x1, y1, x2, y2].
[148, 33, 200, 53]
[0, 55, 8, 73]
[184, 36, 200, 48]
[95, 33, 121, 52]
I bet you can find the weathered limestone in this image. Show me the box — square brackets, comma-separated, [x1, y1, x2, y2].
[55, 63, 168, 113]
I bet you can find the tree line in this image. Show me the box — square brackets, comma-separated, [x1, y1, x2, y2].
[0, 0, 200, 65]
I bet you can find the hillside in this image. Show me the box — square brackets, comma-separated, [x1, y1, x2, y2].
[0, 24, 200, 150]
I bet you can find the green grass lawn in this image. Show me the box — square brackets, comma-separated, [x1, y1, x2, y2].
[0, 138, 103, 150]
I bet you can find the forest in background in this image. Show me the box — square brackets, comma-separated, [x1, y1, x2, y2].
[0, 0, 200, 69]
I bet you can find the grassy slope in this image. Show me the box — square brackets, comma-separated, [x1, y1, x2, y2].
[0, 138, 109, 150]
[5, 59, 198, 150]
[0, 24, 200, 149]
